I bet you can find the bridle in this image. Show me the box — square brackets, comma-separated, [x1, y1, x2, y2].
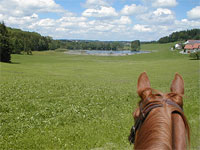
[128, 97, 183, 144]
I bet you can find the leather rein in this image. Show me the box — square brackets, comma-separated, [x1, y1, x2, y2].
[128, 98, 183, 144]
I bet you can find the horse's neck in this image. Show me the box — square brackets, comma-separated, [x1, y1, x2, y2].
[172, 113, 187, 150]
[135, 107, 173, 150]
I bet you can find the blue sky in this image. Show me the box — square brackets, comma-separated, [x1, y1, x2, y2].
[0, 0, 200, 41]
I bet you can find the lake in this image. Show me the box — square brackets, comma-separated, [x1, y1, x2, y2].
[66, 50, 150, 56]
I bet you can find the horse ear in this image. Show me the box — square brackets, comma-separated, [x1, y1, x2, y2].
[137, 72, 151, 98]
[170, 73, 184, 95]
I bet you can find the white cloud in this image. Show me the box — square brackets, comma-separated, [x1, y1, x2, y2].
[31, 13, 39, 19]
[133, 24, 152, 32]
[102, 16, 132, 25]
[82, 6, 118, 18]
[0, 0, 67, 17]
[187, 6, 200, 20]
[0, 14, 4, 20]
[83, 0, 110, 8]
[1, 13, 38, 28]
[0, 0, 75, 35]
[17, 14, 130, 39]
[55, 27, 69, 32]
[152, 0, 178, 7]
[153, 8, 172, 16]
[174, 19, 200, 30]
[59, 17, 87, 23]
[121, 4, 147, 16]
[59, 17, 88, 28]
[29, 18, 56, 28]
[138, 8, 175, 24]
[29, 16, 88, 30]
[0, 0, 199, 41]
[118, 16, 132, 24]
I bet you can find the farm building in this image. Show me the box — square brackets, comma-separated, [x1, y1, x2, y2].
[183, 40, 200, 53]
[175, 43, 182, 49]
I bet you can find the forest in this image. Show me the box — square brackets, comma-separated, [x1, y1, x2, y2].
[158, 29, 200, 43]
[7, 27, 60, 54]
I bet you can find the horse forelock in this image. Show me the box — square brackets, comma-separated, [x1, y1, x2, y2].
[134, 106, 173, 149]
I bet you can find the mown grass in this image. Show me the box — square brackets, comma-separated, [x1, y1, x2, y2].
[0, 43, 199, 150]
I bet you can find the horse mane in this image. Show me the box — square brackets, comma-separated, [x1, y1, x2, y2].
[134, 88, 190, 149]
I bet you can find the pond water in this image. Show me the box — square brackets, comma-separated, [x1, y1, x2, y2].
[66, 50, 150, 56]
[85, 50, 150, 55]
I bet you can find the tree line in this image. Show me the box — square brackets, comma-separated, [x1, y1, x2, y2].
[0, 22, 61, 62]
[59, 40, 128, 51]
[8, 27, 60, 54]
[158, 29, 200, 43]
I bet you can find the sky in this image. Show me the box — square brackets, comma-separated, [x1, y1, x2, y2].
[0, 0, 200, 41]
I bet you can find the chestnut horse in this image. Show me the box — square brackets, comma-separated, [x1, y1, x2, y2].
[129, 72, 190, 150]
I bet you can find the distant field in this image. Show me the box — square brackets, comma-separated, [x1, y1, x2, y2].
[0, 43, 199, 149]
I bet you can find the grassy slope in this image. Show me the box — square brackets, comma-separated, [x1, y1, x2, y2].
[0, 43, 199, 149]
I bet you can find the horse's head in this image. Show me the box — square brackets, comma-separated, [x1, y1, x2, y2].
[129, 72, 190, 150]
[133, 72, 184, 120]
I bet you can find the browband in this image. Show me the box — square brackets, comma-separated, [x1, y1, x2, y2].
[128, 98, 183, 144]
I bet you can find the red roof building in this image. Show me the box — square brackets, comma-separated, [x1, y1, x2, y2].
[181, 40, 200, 54]
[193, 43, 200, 49]
[184, 40, 200, 50]
[184, 44, 193, 50]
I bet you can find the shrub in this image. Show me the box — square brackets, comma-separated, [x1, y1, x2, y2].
[190, 51, 200, 60]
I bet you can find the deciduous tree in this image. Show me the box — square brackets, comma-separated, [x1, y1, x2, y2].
[0, 22, 11, 62]
[131, 40, 140, 51]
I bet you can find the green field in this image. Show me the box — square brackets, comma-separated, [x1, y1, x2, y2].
[0, 43, 199, 149]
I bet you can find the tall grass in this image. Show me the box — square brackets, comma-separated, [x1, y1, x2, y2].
[0, 43, 199, 149]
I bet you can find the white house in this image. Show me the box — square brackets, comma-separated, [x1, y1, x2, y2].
[175, 43, 182, 49]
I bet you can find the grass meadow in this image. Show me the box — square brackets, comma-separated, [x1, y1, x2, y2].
[0, 43, 199, 149]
